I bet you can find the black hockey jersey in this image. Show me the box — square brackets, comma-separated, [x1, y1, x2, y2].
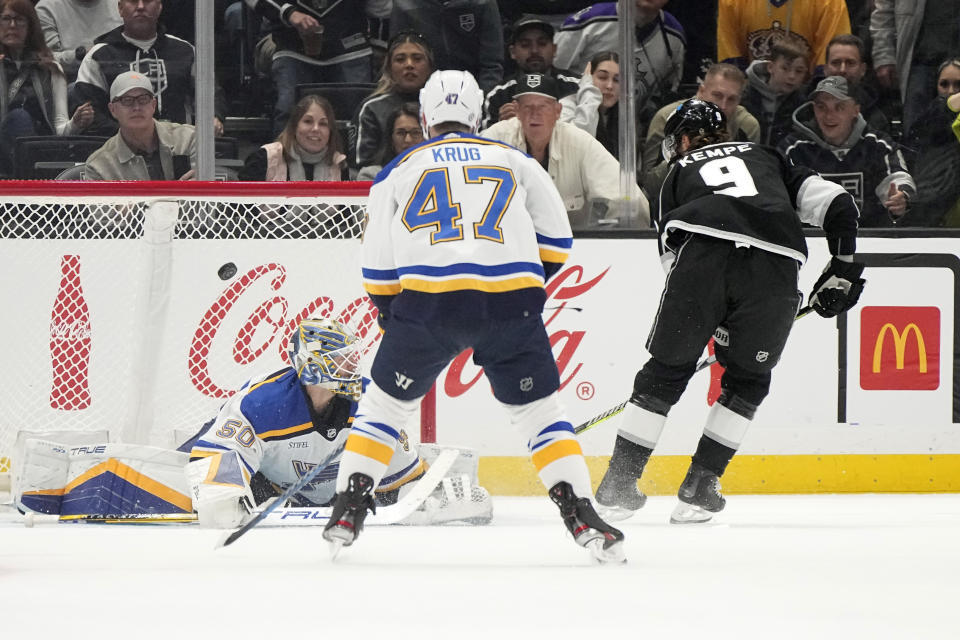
[779, 103, 915, 228]
[657, 141, 859, 264]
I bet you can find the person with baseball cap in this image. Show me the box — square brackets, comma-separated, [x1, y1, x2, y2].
[482, 73, 648, 229]
[780, 75, 916, 227]
[83, 70, 196, 181]
[482, 16, 582, 130]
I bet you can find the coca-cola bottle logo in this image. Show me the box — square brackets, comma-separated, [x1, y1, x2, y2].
[49, 254, 92, 411]
[50, 320, 92, 341]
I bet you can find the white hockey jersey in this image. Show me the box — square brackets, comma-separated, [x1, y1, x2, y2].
[362, 132, 573, 325]
[185, 368, 423, 506]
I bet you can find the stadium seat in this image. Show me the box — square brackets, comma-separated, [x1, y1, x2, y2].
[54, 164, 86, 180]
[13, 136, 109, 179]
[294, 83, 376, 121]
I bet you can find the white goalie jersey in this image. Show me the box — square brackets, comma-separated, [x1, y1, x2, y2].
[181, 367, 492, 528]
[182, 368, 424, 511]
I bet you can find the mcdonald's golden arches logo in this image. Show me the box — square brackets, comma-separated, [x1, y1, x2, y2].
[860, 307, 939, 390]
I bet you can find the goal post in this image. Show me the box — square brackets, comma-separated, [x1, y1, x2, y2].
[0, 180, 436, 493]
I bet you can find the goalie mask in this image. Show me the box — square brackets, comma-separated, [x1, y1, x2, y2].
[288, 318, 362, 401]
[661, 98, 728, 163]
[419, 69, 484, 135]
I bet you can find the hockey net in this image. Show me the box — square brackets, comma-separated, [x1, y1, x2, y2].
[0, 181, 422, 490]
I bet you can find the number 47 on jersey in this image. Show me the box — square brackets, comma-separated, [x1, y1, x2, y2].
[402, 166, 517, 244]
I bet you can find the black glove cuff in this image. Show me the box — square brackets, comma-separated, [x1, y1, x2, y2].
[829, 257, 864, 281]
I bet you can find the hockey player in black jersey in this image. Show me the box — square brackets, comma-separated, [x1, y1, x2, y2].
[596, 98, 866, 524]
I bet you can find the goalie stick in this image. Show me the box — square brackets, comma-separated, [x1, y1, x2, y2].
[216, 447, 460, 547]
[573, 305, 813, 436]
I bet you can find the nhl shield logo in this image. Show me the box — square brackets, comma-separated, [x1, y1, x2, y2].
[326, 428, 337, 438]
[520, 376, 534, 392]
[459, 13, 476, 32]
[755, 351, 769, 363]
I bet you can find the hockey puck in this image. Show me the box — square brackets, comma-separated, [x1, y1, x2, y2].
[218, 262, 237, 280]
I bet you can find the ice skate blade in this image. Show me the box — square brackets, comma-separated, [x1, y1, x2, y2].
[596, 503, 639, 522]
[669, 502, 715, 524]
[586, 538, 627, 564]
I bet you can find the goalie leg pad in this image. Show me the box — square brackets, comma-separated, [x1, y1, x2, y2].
[19, 441, 192, 517]
[399, 474, 493, 526]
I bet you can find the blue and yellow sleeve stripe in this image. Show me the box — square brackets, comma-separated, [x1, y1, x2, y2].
[536, 233, 572, 265]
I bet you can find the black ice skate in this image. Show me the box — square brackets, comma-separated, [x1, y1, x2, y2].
[549, 482, 626, 564]
[670, 462, 726, 524]
[595, 469, 647, 522]
[322, 472, 376, 557]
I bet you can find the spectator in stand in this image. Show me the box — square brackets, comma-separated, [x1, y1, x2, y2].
[554, 0, 685, 125]
[354, 31, 432, 175]
[870, 0, 960, 140]
[390, 0, 503, 94]
[0, 0, 93, 174]
[481, 73, 649, 229]
[586, 50, 620, 159]
[496, 1, 595, 30]
[73, 0, 225, 137]
[482, 16, 581, 131]
[780, 76, 915, 228]
[899, 59, 960, 227]
[718, 0, 851, 75]
[239, 93, 347, 181]
[83, 70, 195, 180]
[741, 40, 809, 146]
[34, 0, 121, 83]
[810, 34, 889, 135]
[356, 101, 422, 180]
[246, 0, 373, 136]
[643, 62, 759, 191]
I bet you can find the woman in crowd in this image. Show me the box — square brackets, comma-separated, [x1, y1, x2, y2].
[588, 51, 621, 159]
[354, 30, 433, 173]
[356, 102, 423, 180]
[902, 58, 960, 226]
[0, 0, 92, 173]
[239, 93, 347, 181]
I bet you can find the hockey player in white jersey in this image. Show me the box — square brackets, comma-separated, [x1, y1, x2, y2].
[181, 317, 491, 529]
[322, 70, 625, 563]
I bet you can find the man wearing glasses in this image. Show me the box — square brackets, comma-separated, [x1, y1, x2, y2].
[83, 71, 196, 180]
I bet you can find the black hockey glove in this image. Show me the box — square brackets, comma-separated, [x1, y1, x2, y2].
[809, 257, 866, 318]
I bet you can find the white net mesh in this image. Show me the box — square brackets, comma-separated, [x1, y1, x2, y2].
[0, 182, 373, 476]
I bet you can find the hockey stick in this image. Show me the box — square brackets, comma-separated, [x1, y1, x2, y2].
[573, 305, 814, 436]
[217, 444, 345, 548]
[216, 448, 460, 547]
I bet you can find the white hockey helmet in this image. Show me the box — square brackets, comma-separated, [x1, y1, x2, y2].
[288, 317, 362, 401]
[419, 70, 484, 135]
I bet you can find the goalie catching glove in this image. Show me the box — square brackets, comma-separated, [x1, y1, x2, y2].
[809, 257, 866, 318]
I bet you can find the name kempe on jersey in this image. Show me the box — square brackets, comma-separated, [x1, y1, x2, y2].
[657, 141, 841, 265]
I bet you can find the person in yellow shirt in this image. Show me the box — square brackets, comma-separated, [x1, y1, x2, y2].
[717, 0, 851, 74]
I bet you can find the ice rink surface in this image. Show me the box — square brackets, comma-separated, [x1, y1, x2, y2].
[2, 494, 958, 639]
